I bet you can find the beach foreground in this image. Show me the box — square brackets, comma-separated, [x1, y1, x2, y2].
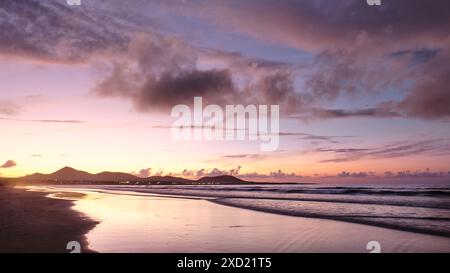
[0, 185, 97, 253]
[30, 186, 450, 253]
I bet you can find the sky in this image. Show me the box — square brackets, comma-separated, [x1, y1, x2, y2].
[0, 0, 449, 183]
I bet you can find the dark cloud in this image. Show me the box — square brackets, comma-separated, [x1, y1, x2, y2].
[291, 46, 449, 121]
[0, 160, 17, 168]
[320, 139, 450, 163]
[136, 69, 235, 111]
[94, 34, 302, 114]
[302, 50, 394, 104]
[202, 0, 450, 51]
[389, 48, 441, 64]
[2, 0, 449, 121]
[396, 50, 450, 119]
[0, 0, 131, 63]
[198, 0, 450, 120]
[95, 34, 238, 110]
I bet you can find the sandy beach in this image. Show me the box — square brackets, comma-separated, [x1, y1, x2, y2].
[0, 185, 98, 253]
[2, 185, 450, 253]
[19, 186, 450, 253]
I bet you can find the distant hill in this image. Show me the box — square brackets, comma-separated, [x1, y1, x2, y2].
[196, 175, 248, 184]
[21, 166, 139, 182]
[145, 176, 192, 183]
[18, 167, 250, 185]
[94, 171, 140, 181]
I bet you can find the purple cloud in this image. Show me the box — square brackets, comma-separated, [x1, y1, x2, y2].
[0, 160, 17, 168]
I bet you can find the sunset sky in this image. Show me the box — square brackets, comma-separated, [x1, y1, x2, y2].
[1, 0, 449, 182]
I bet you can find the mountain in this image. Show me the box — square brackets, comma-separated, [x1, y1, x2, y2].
[19, 167, 250, 184]
[21, 166, 139, 182]
[94, 171, 139, 181]
[50, 166, 93, 180]
[145, 176, 192, 183]
[196, 175, 247, 184]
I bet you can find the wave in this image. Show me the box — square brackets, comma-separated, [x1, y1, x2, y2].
[98, 185, 450, 210]
[116, 185, 450, 197]
[212, 198, 450, 238]
[54, 184, 450, 238]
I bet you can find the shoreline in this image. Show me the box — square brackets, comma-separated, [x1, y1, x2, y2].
[3, 185, 450, 253]
[60, 185, 450, 239]
[59, 187, 450, 253]
[210, 198, 450, 239]
[0, 185, 98, 253]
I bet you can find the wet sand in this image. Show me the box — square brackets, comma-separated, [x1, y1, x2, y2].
[0, 185, 98, 253]
[3, 185, 450, 253]
[46, 187, 450, 253]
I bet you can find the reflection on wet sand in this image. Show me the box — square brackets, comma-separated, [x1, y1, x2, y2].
[46, 187, 450, 253]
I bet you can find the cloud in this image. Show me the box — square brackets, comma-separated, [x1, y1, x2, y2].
[2, 0, 449, 121]
[0, 160, 17, 168]
[133, 165, 450, 182]
[238, 169, 304, 181]
[279, 132, 357, 146]
[170, 166, 304, 181]
[384, 169, 450, 178]
[222, 154, 263, 159]
[0, 117, 84, 123]
[139, 166, 301, 181]
[196, 0, 450, 120]
[288, 107, 400, 120]
[94, 34, 238, 110]
[395, 49, 450, 119]
[317, 148, 370, 153]
[138, 168, 152, 178]
[180, 166, 243, 178]
[0, 0, 131, 63]
[94, 34, 304, 115]
[337, 171, 376, 178]
[390, 48, 441, 65]
[31, 154, 42, 158]
[319, 139, 450, 163]
[200, 0, 450, 51]
[0, 100, 20, 115]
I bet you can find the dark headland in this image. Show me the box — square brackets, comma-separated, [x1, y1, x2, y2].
[8, 166, 304, 185]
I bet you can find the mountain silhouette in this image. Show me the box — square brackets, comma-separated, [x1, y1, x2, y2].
[197, 175, 245, 184]
[20, 167, 250, 184]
